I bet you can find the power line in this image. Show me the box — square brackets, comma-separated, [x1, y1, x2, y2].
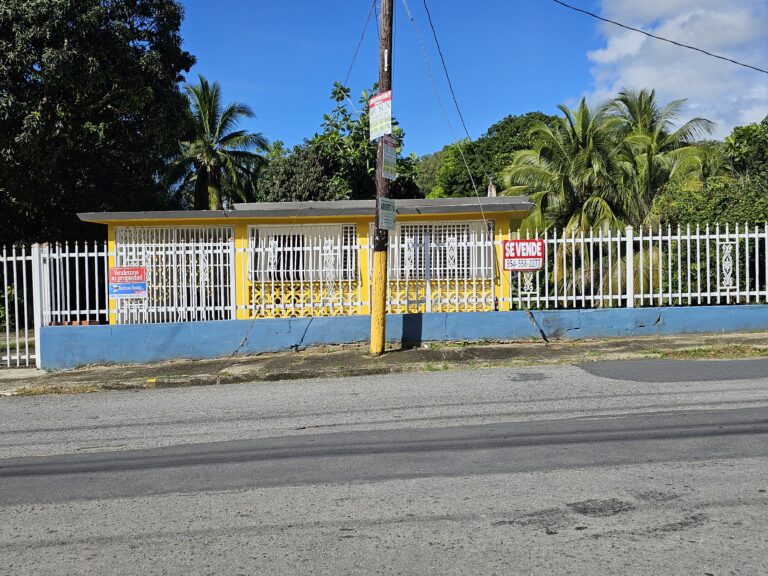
[552, 0, 768, 75]
[421, 0, 473, 140]
[417, 0, 500, 224]
[404, 0, 491, 224]
[400, 0, 455, 137]
[344, 0, 377, 86]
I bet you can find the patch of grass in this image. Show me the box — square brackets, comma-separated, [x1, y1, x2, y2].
[15, 384, 103, 396]
[424, 361, 449, 371]
[425, 339, 493, 350]
[657, 344, 768, 360]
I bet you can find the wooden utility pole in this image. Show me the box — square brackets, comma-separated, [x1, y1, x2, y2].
[370, 0, 394, 356]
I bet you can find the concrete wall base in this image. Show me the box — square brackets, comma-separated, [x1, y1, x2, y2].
[39, 305, 768, 370]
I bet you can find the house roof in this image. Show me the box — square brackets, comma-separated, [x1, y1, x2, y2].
[78, 196, 531, 223]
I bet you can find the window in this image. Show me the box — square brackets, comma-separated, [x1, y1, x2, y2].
[389, 221, 494, 280]
[250, 225, 358, 282]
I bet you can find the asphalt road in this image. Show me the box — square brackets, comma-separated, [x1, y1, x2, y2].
[1, 359, 768, 575]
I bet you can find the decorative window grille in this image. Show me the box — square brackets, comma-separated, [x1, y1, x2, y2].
[245, 224, 362, 317]
[114, 226, 235, 324]
[383, 220, 496, 313]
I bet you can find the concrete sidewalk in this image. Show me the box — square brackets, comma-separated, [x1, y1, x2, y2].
[3, 331, 768, 396]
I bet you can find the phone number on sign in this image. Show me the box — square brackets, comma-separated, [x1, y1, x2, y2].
[503, 258, 543, 271]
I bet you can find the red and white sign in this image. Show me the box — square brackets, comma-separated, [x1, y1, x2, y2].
[109, 266, 146, 283]
[369, 90, 392, 141]
[503, 239, 545, 271]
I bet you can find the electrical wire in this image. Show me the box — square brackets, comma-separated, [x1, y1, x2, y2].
[418, 0, 494, 225]
[552, 0, 768, 75]
[421, 0, 473, 140]
[411, 0, 542, 327]
[344, 0, 377, 87]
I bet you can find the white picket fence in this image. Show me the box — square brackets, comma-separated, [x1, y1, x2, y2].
[2, 222, 768, 368]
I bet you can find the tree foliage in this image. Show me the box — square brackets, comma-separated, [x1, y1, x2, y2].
[502, 89, 717, 233]
[656, 115, 768, 226]
[255, 83, 420, 202]
[416, 112, 559, 198]
[725, 115, 768, 179]
[0, 0, 195, 244]
[165, 75, 268, 209]
[654, 175, 768, 227]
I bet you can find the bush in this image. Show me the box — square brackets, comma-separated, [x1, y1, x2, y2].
[655, 175, 768, 226]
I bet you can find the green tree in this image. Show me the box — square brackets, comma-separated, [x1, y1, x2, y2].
[0, 0, 195, 243]
[431, 141, 477, 198]
[256, 83, 420, 202]
[415, 112, 558, 198]
[725, 115, 768, 178]
[503, 90, 715, 233]
[502, 99, 631, 233]
[656, 116, 768, 226]
[473, 112, 560, 181]
[255, 141, 334, 202]
[165, 76, 268, 209]
[610, 88, 714, 211]
[655, 175, 768, 227]
[415, 151, 443, 197]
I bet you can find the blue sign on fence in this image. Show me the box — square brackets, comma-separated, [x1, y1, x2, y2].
[109, 282, 148, 298]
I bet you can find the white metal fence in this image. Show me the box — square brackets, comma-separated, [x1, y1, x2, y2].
[1, 246, 38, 367]
[42, 241, 110, 326]
[509, 224, 768, 310]
[3, 221, 768, 368]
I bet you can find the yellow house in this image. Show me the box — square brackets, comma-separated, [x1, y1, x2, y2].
[79, 196, 530, 325]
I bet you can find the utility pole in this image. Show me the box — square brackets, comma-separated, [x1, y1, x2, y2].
[370, 0, 393, 356]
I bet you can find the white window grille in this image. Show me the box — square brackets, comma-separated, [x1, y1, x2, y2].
[114, 226, 235, 324]
[243, 224, 362, 317]
[382, 220, 496, 313]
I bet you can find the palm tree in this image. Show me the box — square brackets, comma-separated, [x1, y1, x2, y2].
[502, 98, 637, 234]
[166, 75, 268, 209]
[610, 88, 714, 211]
[504, 89, 715, 233]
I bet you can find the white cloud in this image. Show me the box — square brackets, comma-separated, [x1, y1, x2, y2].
[585, 0, 768, 139]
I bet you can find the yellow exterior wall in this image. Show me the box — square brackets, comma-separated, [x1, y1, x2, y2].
[104, 210, 526, 322]
[107, 225, 117, 325]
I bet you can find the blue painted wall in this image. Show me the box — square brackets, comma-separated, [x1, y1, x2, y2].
[39, 305, 768, 369]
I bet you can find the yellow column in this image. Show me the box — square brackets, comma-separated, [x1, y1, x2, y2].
[107, 225, 117, 325]
[234, 222, 249, 320]
[357, 219, 371, 315]
[370, 250, 387, 355]
[496, 219, 512, 312]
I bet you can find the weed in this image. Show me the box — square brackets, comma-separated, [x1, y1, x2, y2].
[424, 361, 449, 371]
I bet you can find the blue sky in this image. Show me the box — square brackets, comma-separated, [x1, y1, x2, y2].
[179, 0, 768, 156]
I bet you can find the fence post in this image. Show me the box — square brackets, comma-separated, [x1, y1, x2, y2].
[625, 226, 634, 308]
[30, 244, 43, 369]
